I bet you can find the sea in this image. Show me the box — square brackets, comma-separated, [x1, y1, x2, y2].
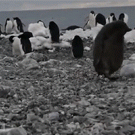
[0, 6, 135, 31]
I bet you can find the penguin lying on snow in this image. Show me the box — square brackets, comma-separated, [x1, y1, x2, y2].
[93, 21, 131, 80]
[72, 35, 83, 58]
[62, 25, 81, 31]
[49, 21, 60, 43]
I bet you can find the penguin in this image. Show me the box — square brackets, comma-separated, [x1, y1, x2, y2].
[119, 13, 128, 24]
[84, 11, 95, 29]
[72, 35, 84, 58]
[5, 18, 13, 34]
[93, 21, 131, 80]
[110, 13, 117, 22]
[37, 20, 46, 28]
[95, 13, 106, 26]
[49, 21, 60, 43]
[13, 17, 24, 33]
[18, 31, 33, 54]
[62, 25, 81, 31]
[9, 36, 24, 56]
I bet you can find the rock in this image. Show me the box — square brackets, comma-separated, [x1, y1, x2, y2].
[66, 122, 77, 131]
[122, 60, 130, 66]
[0, 110, 4, 115]
[129, 54, 135, 60]
[39, 59, 61, 68]
[84, 46, 91, 51]
[120, 64, 135, 77]
[18, 58, 40, 70]
[0, 85, 10, 98]
[0, 127, 27, 135]
[73, 116, 87, 124]
[27, 86, 35, 97]
[26, 52, 48, 62]
[27, 113, 39, 123]
[2, 56, 16, 63]
[32, 121, 48, 133]
[49, 112, 59, 121]
[47, 68, 67, 77]
[78, 98, 90, 107]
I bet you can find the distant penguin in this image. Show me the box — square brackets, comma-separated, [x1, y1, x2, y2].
[9, 36, 24, 56]
[84, 11, 95, 29]
[119, 13, 128, 24]
[110, 13, 117, 22]
[13, 17, 24, 33]
[88, 11, 96, 28]
[62, 25, 81, 31]
[93, 21, 131, 79]
[95, 13, 106, 26]
[72, 35, 84, 58]
[18, 31, 33, 54]
[49, 21, 60, 43]
[37, 20, 46, 27]
[5, 18, 13, 34]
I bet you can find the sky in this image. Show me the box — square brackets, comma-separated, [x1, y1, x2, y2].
[0, 0, 135, 11]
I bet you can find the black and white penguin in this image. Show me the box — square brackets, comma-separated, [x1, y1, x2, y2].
[106, 13, 117, 24]
[93, 21, 131, 80]
[62, 25, 81, 31]
[5, 18, 13, 34]
[49, 21, 60, 43]
[37, 20, 46, 28]
[118, 13, 128, 24]
[84, 11, 95, 29]
[72, 35, 84, 58]
[18, 31, 33, 54]
[95, 13, 106, 26]
[13, 17, 24, 33]
[9, 36, 24, 56]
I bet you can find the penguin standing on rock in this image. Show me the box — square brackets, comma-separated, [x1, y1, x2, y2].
[9, 36, 24, 56]
[72, 35, 84, 58]
[5, 18, 13, 34]
[13, 17, 24, 33]
[18, 31, 33, 54]
[49, 21, 60, 43]
[93, 21, 131, 80]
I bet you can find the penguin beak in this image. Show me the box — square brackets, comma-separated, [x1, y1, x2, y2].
[128, 28, 132, 32]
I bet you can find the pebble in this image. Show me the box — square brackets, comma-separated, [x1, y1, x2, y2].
[120, 64, 135, 77]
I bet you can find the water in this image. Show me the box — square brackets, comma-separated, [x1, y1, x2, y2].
[0, 6, 135, 31]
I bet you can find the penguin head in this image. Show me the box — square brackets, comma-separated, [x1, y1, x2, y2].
[18, 31, 33, 39]
[6, 18, 10, 21]
[49, 21, 59, 31]
[116, 21, 131, 34]
[9, 36, 15, 43]
[119, 13, 125, 21]
[90, 11, 95, 15]
[110, 13, 115, 17]
[37, 20, 46, 27]
[72, 35, 83, 47]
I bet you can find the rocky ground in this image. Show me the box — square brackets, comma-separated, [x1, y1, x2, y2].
[0, 37, 135, 135]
